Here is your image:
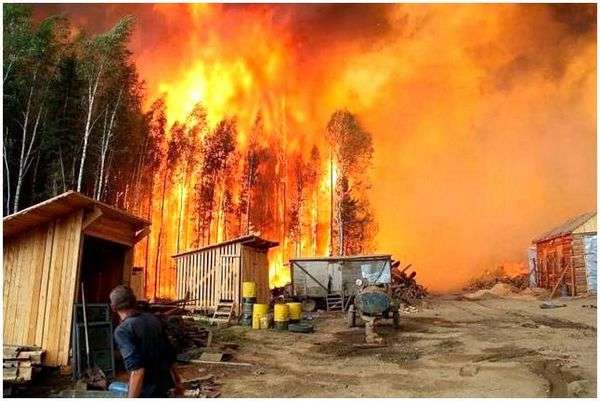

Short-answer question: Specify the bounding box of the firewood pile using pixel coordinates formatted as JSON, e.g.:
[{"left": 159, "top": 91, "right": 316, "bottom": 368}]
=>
[
  {"left": 161, "top": 315, "right": 212, "bottom": 353},
  {"left": 389, "top": 261, "right": 428, "bottom": 305},
  {"left": 3, "top": 345, "right": 44, "bottom": 385}
]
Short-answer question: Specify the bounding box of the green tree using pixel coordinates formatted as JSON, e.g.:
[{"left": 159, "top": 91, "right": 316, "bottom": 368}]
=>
[
  {"left": 74, "top": 15, "right": 135, "bottom": 193},
  {"left": 3, "top": 4, "right": 68, "bottom": 212}
]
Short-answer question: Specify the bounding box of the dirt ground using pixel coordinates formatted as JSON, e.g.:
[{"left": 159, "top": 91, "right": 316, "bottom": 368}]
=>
[{"left": 201, "top": 295, "right": 597, "bottom": 398}]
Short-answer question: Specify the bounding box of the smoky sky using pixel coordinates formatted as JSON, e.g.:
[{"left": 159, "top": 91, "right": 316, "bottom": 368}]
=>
[{"left": 24, "top": 3, "right": 597, "bottom": 291}]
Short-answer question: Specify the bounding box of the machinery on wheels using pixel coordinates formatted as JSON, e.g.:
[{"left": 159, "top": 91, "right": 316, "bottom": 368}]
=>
[{"left": 347, "top": 280, "right": 399, "bottom": 343}]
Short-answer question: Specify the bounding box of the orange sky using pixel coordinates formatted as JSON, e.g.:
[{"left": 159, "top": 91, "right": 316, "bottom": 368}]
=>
[{"left": 33, "top": 4, "right": 596, "bottom": 292}]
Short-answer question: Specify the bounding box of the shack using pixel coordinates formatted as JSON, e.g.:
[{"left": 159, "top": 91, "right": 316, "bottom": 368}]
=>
[
  {"left": 173, "top": 235, "right": 278, "bottom": 314},
  {"left": 290, "top": 255, "right": 392, "bottom": 309},
  {"left": 3, "top": 191, "right": 150, "bottom": 367},
  {"left": 532, "top": 211, "right": 597, "bottom": 295}
]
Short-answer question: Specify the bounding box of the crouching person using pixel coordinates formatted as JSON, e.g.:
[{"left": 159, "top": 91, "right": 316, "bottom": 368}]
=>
[{"left": 110, "top": 285, "right": 181, "bottom": 397}]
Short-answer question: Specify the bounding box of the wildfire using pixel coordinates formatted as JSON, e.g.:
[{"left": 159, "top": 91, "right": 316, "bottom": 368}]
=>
[{"left": 34, "top": 4, "right": 595, "bottom": 296}]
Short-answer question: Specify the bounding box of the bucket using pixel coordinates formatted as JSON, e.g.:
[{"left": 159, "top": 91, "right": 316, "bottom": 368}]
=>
[
  {"left": 260, "top": 315, "right": 270, "bottom": 329},
  {"left": 252, "top": 313, "right": 261, "bottom": 329},
  {"left": 240, "top": 315, "right": 252, "bottom": 326},
  {"left": 273, "top": 304, "right": 289, "bottom": 322},
  {"left": 274, "top": 321, "right": 289, "bottom": 330},
  {"left": 242, "top": 297, "right": 257, "bottom": 304},
  {"left": 242, "top": 282, "right": 257, "bottom": 298},
  {"left": 242, "top": 302, "right": 254, "bottom": 315},
  {"left": 287, "top": 302, "right": 302, "bottom": 322},
  {"left": 253, "top": 303, "right": 269, "bottom": 317}
]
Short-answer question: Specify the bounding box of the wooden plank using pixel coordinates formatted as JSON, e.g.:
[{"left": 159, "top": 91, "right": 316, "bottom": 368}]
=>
[
  {"left": 82, "top": 206, "right": 103, "bottom": 230},
  {"left": 133, "top": 227, "right": 151, "bottom": 244},
  {"left": 42, "top": 215, "right": 68, "bottom": 365},
  {"left": 35, "top": 222, "right": 55, "bottom": 345},
  {"left": 200, "top": 252, "right": 205, "bottom": 309},
  {"left": 58, "top": 211, "right": 83, "bottom": 365},
  {"left": 26, "top": 226, "right": 48, "bottom": 344}
]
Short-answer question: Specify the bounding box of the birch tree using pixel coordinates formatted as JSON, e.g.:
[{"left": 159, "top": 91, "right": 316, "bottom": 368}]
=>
[
  {"left": 3, "top": 5, "right": 67, "bottom": 212},
  {"left": 94, "top": 88, "right": 122, "bottom": 200},
  {"left": 75, "top": 16, "right": 134, "bottom": 193}
]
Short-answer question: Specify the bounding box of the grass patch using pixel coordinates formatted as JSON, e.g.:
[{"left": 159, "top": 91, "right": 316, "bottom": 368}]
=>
[{"left": 213, "top": 325, "right": 250, "bottom": 344}]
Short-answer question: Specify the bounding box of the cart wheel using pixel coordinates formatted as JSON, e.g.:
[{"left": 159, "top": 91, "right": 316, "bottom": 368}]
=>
[
  {"left": 347, "top": 306, "right": 356, "bottom": 328},
  {"left": 393, "top": 310, "right": 400, "bottom": 328}
]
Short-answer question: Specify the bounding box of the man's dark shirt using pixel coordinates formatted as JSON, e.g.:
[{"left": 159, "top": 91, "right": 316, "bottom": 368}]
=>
[{"left": 114, "top": 312, "right": 175, "bottom": 397}]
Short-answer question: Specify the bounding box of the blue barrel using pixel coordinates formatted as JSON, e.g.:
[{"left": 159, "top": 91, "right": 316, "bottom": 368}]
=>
[{"left": 355, "top": 290, "right": 391, "bottom": 315}]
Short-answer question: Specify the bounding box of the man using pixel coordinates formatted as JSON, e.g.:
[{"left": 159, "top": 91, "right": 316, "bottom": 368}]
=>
[{"left": 110, "top": 285, "right": 181, "bottom": 397}]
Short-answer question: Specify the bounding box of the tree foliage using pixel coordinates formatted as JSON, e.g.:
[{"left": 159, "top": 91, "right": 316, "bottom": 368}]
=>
[{"left": 3, "top": 6, "right": 146, "bottom": 213}]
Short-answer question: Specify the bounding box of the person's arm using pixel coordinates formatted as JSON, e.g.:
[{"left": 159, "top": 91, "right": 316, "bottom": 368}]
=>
[
  {"left": 114, "top": 326, "right": 144, "bottom": 397},
  {"left": 128, "top": 368, "right": 145, "bottom": 398},
  {"left": 170, "top": 365, "right": 183, "bottom": 396}
]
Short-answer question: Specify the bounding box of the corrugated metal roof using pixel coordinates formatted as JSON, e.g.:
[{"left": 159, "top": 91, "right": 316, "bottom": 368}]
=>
[
  {"left": 533, "top": 211, "right": 596, "bottom": 243},
  {"left": 290, "top": 254, "right": 392, "bottom": 263}
]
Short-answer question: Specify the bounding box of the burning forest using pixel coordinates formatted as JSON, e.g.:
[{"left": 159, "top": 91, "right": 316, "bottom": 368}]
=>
[{"left": 5, "top": 3, "right": 597, "bottom": 299}]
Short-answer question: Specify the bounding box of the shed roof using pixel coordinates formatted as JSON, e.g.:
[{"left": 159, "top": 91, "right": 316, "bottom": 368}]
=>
[
  {"left": 173, "top": 234, "right": 279, "bottom": 258},
  {"left": 533, "top": 211, "right": 597, "bottom": 243},
  {"left": 290, "top": 254, "right": 392, "bottom": 263},
  {"left": 3, "top": 191, "right": 150, "bottom": 239}
]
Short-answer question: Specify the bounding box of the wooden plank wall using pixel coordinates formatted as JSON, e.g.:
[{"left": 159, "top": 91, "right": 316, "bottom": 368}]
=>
[
  {"left": 241, "top": 246, "right": 270, "bottom": 304},
  {"left": 3, "top": 211, "right": 83, "bottom": 366},
  {"left": 174, "top": 242, "right": 241, "bottom": 312},
  {"left": 571, "top": 234, "right": 589, "bottom": 293},
  {"left": 535, "top": 234, "right": 591, "bottom": 295}
]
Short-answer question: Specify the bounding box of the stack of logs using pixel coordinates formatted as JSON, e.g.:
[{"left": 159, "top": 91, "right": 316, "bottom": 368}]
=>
[
  {"left": 389, "top": 261, "right": 428, "bottom": 305},
  {"left": 3, "top": 345, "right": 44, "bottom": 385},
  {"left": 161, "top": 315, "right": 212, "bottom": 353}
]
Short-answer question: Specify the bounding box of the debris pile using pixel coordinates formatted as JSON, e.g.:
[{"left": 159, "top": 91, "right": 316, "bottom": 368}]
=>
[
  {"left": 176, "top": 367, "right": 221, "bottom": 398},
  {"left": 463, "top": 283, "right": 549, "bottom": 301},
  {"left": 3, "top": 345, "right": 44, "bottom": 385},
  {"left": 390, "top": 261, "right": 428, "bottom": 305},
  {"left": 162, "top": 315, "right": 212, "bottom": 353},
  {"left": 464, "top": 266, "right": 529, "bottom": 292}
]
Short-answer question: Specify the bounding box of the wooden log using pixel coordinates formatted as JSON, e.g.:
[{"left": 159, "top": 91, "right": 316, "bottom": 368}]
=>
[{"left": 189, "top": 359, "right": 252, "bottom": 367}]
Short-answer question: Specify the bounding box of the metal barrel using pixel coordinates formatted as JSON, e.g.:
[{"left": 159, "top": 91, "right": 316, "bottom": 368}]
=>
[
  {"left": 274, "top": 321, "right": 289, "bottom": 330},
  {"left": 242, "top": 302, "right": 255, "bottom": 315},
  {"left": 287, "top": 302, "right": 302, "bottom": 322},
  {"left": 273, "top": 304, "right": 289, "bottom": 322},
  {"left": 242, "top": 282, "right": 257, "bottom": 298}
]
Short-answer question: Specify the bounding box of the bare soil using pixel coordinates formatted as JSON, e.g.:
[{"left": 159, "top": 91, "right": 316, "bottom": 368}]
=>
[{"left": 201, "top": 295, "right": 596, "bottom": 397}]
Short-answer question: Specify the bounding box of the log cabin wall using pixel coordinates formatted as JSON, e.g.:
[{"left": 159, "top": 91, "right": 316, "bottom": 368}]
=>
[{"left": 3, "top": 211, "right": 84, "bottom": 367}]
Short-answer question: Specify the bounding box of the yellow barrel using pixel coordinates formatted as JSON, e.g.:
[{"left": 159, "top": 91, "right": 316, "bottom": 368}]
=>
[
  {"left": 252, "top": 313, "right": 261, "bottom": 329},
  {"left": 259, "top": 315, "right": 270, "bottom": 329},
  {"left": 287, "top": 302, "right": 302, "bottom": 321},
  {"left": 253, "top": 303, "right": 269, "bottom": 317},
  {"left": 242, "top": 281, "right": 257, "bottom": 298},
  {"left": 273, "top": 303, "right": 289, "bottom": 322}
]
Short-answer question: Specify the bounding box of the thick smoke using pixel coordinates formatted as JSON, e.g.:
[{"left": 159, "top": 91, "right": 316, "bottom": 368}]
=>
[{"left": 32, "top": 4, "right": 596, "bottom": 292}]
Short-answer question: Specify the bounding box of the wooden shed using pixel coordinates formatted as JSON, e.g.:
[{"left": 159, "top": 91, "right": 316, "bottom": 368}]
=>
[
  {"left": 3, "top": 191, "right": 150, "bottom": 367},
  {"left": 532, "top": 211, "right": 597, "bottom": 296},
  {"left": 173, "top": 235, "right": 278, "bottom": 314}
]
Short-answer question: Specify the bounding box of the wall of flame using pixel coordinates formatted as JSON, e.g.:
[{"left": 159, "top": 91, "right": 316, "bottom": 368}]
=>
[{"left": 33, "top": 4, "right": 596, "bottom": 296}]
